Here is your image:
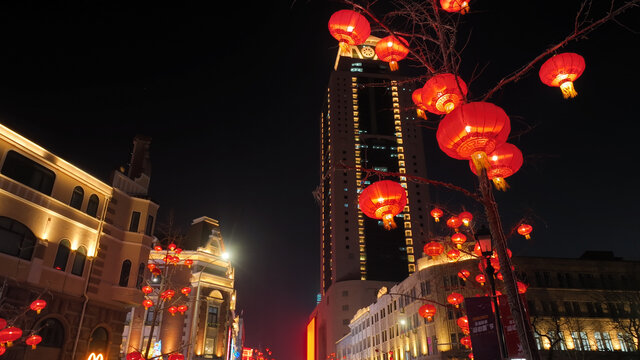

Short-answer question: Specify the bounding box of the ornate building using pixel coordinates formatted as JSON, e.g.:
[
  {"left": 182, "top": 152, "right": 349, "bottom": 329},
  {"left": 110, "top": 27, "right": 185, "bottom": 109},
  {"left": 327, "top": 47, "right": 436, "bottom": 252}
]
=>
[{"left": 0, "top": 123, "right": 158, "bottom": 359}]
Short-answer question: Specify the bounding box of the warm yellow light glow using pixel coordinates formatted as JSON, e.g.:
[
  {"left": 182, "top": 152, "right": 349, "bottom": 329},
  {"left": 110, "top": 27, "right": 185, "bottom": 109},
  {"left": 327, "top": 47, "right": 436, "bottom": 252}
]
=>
[
  {"left": 346, "top": 26, "right": 354, "bottom": 32},
  {"left": 559, "top": 81, "right": 577, "bottom": 98},
  {"left": 465, "top": 125, "right": 472, "bottom": 133},
  {"left": 307, "top": 318, "right": 316, "bottom": 360},
  {"left": 387, "top": 41, "right": 394, "bottom": 47},
  {"left": 87, "top": 354, "right": 104, "bottom": 360}
]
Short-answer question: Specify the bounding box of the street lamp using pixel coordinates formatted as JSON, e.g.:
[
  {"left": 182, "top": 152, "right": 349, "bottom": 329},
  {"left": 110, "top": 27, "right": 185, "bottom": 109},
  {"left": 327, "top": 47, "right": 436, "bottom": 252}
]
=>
[{"left": 476, "top": 226, "right": 508, "bottom": 359}]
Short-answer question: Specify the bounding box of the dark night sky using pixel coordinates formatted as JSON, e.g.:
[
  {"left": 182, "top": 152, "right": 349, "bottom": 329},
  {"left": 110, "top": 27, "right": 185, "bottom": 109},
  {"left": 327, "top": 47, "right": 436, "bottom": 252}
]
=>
[{"left": 0, "top": 1, "right": 638, "bottom": 359}]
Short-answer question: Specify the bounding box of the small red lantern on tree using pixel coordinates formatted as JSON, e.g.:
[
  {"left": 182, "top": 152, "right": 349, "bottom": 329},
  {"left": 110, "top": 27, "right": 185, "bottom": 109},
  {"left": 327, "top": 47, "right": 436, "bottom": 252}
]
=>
[
  {"left": 440, "top": 0, "right": 470, "bottom": 14},
  {"left": 127, "top": 351, "right": 145, "bottom": 360},
  {"left": 168, "top": 243, "right": 177, "bottom": 251},
  {"left": 457, "top": 269, "right": 470, "bottom": 281},
  {"left": 358, "top": 180, "right": 407, "bottom": 230},
  {"left": 153, "top": 245, "right": 163, "bottom": 251},
  {"left": 460, "top": 335, "right": 472, "bottom": 349},
  {"left": 25, "top": 334, "right": 42, "bottom": 349},
  {"left": 0, "top": 326, "right": 22, "bottom": 347},
  {"left": 475, "top": 274, "right": 486, "bottom": 285},
  {"left": 422, "top": 74, "right": 468, "bottom": 115},
  {"left": 458, "top": 211, "right": 473, "bottom": 226},
  {"left": 517, "top": 281, "right": 529, "bottom": 294},
  {"left": 418, "top": 304, "right": 437, "bottom": 321},
  {"left": 30, "top": 299, "right": 46, "bottom": 314},
  {"left": 457, "top": 315, "right": 469, "bottom": 330},
  {"left": 375, "top": 36, "right": 409, "bottom": 71},
  {"left": 168, "top": 354, "right": 185, "bottom": 360},
  {"left": 177, "top": 305, "right": 188, "bottom": 315},
  {"left": 539, "top": 52, "right": 585, "bottom": 98},
  {"left": 518, "top": 223, "right": 533, "bottom": 239},
  {"left": 451, "top": 233, "right": 467, "bottom": 249},
  {"left": 473, "top": 242, "right": 482, "bottom": 257},
  {"left": 447, "top": 293, "right": 464, "bottom": 308},
  {"left": 446, "top": 248, "right": 461, "bottom": 261},
  {"left": 142, "top": 286, "right": 153, "bottom": 295},
  {"left": 151, "top": 268, "right": 162, "bottom": 276},
  {"left": 168, "top": 306, "right": 178, "bottom": 316},
  {"left": 181, "top": 287, "right": 191, "bottom": 296},
  {"left": 142, "top": 299, "right": 153, "bottom": 310},
  {"left": 147, "top": 263, "right": 156, "bottom": 272},
  {"left": 424, "top": 241, "right": 444, "bottom": 257},
  {"left": 446, "top": 216, "right": 462, "bottom": 232},
  {"left": 430, "top": 208, "right": 444, "bottom": 222},
  {"left": 161, "top": 289, "right": 176, "bottom": 301},
  {"left": 175, "top": 248, "right": 183, "bottom": 254},
  {"left": 436, "top": 102, "right": 511, "bottom": 172},
  {"left": 470, "top": 143, "right": 523, "bottom": 191},
  {"left": 0, "top": 346, "right": 5, "bottom": 356},
  {"left": 184, "top": 259, "right": 194, "bottom": 268},
  {"left": 328, "top": 10, "right": 371, "bottom": 55},
  {"left": 412, "top": 88, "right": 429, "bottom": 120}
]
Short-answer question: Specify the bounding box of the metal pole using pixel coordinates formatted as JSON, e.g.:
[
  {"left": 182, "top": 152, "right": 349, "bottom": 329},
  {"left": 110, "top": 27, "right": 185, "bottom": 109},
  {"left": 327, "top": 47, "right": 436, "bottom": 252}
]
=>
[{"left": 485, "top": 261, "right": 507, "bottom": 359}]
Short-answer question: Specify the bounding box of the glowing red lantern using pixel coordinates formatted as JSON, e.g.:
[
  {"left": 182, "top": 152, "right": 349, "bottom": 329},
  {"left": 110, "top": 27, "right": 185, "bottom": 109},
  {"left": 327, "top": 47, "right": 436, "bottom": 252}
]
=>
[
  {"left": 170, "top": 255, "right": 180, "bottom": 265},
  {"left": 358, "top": 180, "right": 407, "bottom": 230},
  {"left": 168, "top": 306, "right": 178, "bottom": 316},
  {"left": 177, "top": 305, "right": 188, "bottom": 315},
  {"left": 412, "top": 88, "right": 429, "bottom": 119},
  {"left": 168, "top": 354, "right": 185, "bottom": 360},
  {"left": 470, "top": 143, "right": 523, "bottom": 191},
  {"left": 147, "top": 263, "right": 156, "bottom": 272},
  {"left": 175, "top": 248, "right": 183, "bottom": 254},
  {"left": 163, "top": 255, "right": 171, "bottom": 263},
  {"left": 127, "top": 351, "right": 144, "bottom": 360},
  {"left": 168, "top": 243, "right": 177, "bottom": 251},
  {"left": 457, "top": 315, "right": 469, "bottom": 330},
  {"left": 0, "top": 346, "right": 5, "bottom": 355},
  {"left": 0, "top": 318, "right": 6, "bottom": 330},
  {"left": 539, "top": 52, "right": 585, "bottom": 98},
  {"left": 181, "top": 287, "right": 191, "bottom": 296},
  {"left": 447, "top": 248, "right": 461, "bottom": 261},
  {"left": 375, "top": 36, "right": 409, "bottom": 71},
  {"left": 0, "top": 326, "right": 22, "bottom": 347},
  {"left": 475, "top": 274, "right": 486, "bottom": 285},
  {"left": 451, "top": 233, "right": 467, "bottom": 248},
  {"left": 436, "top": 102, "right": 511, "bottom": 172},
  {"left": 142, "top": 286, "right": 153, "bottom": 295},
  {"left": 142, "top": 299, "right": 153, "bottom": 310},
  {"left": 447, "top": 293, "right": 464, "bottom": 308},
  {"left": 153, "top": 245, "right": 163, "bottom": 251},
  {"left": 446, "top": 216, "right": 462, "bottom": 231},
  {"left": 328, "top": 10, "right": 371, "bottom": 55},
  {"left": 25, "top": 334, "right": 42, "bottom": 349},
  {"left": 418, "top": 304, "right": 437, "bottom": 321},
  {"left": 161, "top": 289, "right": 176, "bottom": 301},
  {"left": 469, "top": 353, "right": 474, "bottom": 359},
  {"left": 440, "top": 0, "right": 470, "bottom": 14},
  {"left": 518, "top": 223, "right": 533, "bottom": 239},
  {"left": 422, "top": 74, "right": 468, "bottom": 115},
  {"left": 517, "top": 281, "right": 528, "bottom": 294},
  {"left": 30, "top": 299, "right": 46, "bottom": 314},
  {"left": 430, "top": 208, "right": 444, "bottom": 222},
  {"left": 460, "top": 335, "right": 472, "bottom": 348},
  {"left": 184, "top": 259, "right": 194, "bottom": 268},
  {"left": 151, "top": 268, "right": 162, "bottom": 276},
  {"left": 423, "top": 241, "right": 444, "bottom": 257},
  {"left": 457, "top": 269, "right": 470, "bottom": 281},
  {"left": 459, "top": 211, "right": 473, "bottom": 226},
  {"left": 473, "top": 242, "right": 482, "bottom": 257},
  {"left": 496, "top": 272, "right": 503, "bottom": 280}
]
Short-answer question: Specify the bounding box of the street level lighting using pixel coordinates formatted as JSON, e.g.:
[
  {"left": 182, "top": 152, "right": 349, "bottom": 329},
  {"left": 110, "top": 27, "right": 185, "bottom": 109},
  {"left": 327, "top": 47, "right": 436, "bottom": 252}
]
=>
[{"left": 476, "top": 226, "right": 508, "bottom": 359}]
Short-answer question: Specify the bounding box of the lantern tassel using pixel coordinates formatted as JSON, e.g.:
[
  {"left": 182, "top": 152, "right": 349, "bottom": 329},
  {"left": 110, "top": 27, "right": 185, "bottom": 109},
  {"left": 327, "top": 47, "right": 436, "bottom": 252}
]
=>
[
  {"left": 560, "top": 81, "right": 578, "bottom": 98},
  {"left": 416, "top": 109, "right": 427, "bottom": 120},
  {"left": 339, "top": 41, "right": 352, "bottom": 56},
  {"left": 471, "top": 151, "right": 490, "bottom": 173},
  {"left": 492, "top": 177, "right": 509, "bottom": 191},
  {"left": 382, "top": 214, "right": 397, "bottom": 230},
  {"left": 389, "top": 61, "right": 399, "bottom": 71},
  {"left": 460, "top": 2, "right": 470, "bottom": 14}
]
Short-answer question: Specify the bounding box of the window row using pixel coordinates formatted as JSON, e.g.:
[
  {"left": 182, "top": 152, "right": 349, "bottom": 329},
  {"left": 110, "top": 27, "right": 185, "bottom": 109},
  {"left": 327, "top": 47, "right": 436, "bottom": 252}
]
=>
[{"left": 533, "top": 330, "right": 636, "bottom": 352}]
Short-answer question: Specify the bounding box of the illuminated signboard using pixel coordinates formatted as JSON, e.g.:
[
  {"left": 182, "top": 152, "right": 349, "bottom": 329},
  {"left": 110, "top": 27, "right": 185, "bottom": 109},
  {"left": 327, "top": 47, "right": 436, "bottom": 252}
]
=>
[{"left": 88, "top": 354, "right": 104, "bottom": 360}]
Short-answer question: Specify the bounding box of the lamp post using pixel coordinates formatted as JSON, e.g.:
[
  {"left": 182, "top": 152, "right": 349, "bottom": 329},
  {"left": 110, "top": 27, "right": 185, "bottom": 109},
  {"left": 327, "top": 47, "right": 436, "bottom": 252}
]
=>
[{"left": 476, "top": 226, "right": 508, "bottom": 360}]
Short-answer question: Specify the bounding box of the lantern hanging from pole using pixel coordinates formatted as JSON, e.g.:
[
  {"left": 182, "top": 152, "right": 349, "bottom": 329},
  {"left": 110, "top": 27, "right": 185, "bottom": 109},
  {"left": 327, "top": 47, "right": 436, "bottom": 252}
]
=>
[
  {"left": 375, "top": 35, "right": 409, "bottom": 71},
  {"left": 177, "top": 305, "right": 188, "bottom": 315},
  {"left": 161, "top": 289, "right": 176, "bottom": 301},
  {"left": 423, "top": 241, "right": 444, "bottom": 257},
  {"left": 457, "top": 315, "right": 469, "bottom": 330},
  {"left": 175, "top": 248, "right": 183, "bottom": 254},
  {"left": 25, "top": 334, "right": 42, "bottom": 349},
  {"left": 458, "top": 211, "right": 473, "bottom": 226},
  {"left": 412, "top": 88, "right": 429, "bottom": 120},
  {"left": 440, "top": 0, "right": 470, "bottom": 14},
  {"left": 473, "top": 242, "right": 482, "bottom": 257},
  {"left": 147, "top": 263, "right": 156, "bottom": 272},
  {"left": 184, "top": 259, "right": 194, "bottom": 268},
  {"left": 126, "top": 351, "right": 144, "bottom": 360},
  {"left": 451, "top": 233, "right": 467, "bottom": 249},
  {"left": 181, "top": 287, "right": 191, "bottom": 296},
  {"left": 153, "top": 245, "right": 163, "bottom": 251},
  {"left": 168, "top": 243, "right": 177, "bottom": 251},
  {"left": 142, "top": 299, "right": 153, "bottom": 310},
  {"left": 517, "top": 281, "right": 529, "bottom": 294},
  {"left": 539, "top": 52, "right": 585, "bottom": 98},
  {"left": 151, "top": 268, "right": 162, "bottom": 276},
  {"left": 469, "top": 353, "right": 474, "bottom": 359},
  {"left": 518, "top": 223, "right": 533, "bottom": 239},
  {"left": 328, "top": 10, "right": 371, "bottom": 55},
  {"left": 446, "top": 216, "right": 462, "bottom": 232},
  {"left": 422, "top": 74, "right": 468, "bottom": 115},
  {"left": 475, "top": 274, "right": 486, "bottom": 285},
  {"left": 457, "top": 269, "right": 470, "bottom": 281},
  {"left": 470, "top": 143, "right": 523, "bottom": 191},
  {"left": 446, "top": 248, "right": 461, "bottom": 261},
  {"left": 436, "top": 102, "right": 511, "bottom": 172},
  {"left": 168, "top": 306, "right": 178, "bottom": 316},
  {"left": 30, "top": 299, "right": 46, "bottom": 314},
  {"left": 460, "top": 335, "right": 472, "bottom": 349},
  {"left": 358, "top": 180, "right": 407, "bottom": 230},
  {"left": 418, "top": 304, "right": 437, "bottom": 321},
  {"left": 430, "top": 208, "right": 444, "bottom": 222},
  {"left": 0, "top": 327, "right": 22, "bottom": 347},
  {"left": 448, "top": 293, "right": 464, "bottom": 308},
  {"left": 142, "top": 286, "right": 153, "bottom": 295}
]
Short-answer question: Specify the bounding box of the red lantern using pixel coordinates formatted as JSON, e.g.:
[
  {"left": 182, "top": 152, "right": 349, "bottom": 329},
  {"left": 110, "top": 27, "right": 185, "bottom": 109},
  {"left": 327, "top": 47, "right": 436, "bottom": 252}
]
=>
[
  {"left": 470, "top": 143, "right": 523, "bottom": 191},
  {"left": 460, "top": 335, "right": 472, "bottom": 348},
  {"left": 457, "top": 315, "right": 469, "bottom": 330},
  {"left": 153, "top": 245, "right": 163, "bottom": 251},
  {"left": 168, "top": 243, "right": 177, "bottom": 251},
  {"left": 446, "top": 216, "right": 462, "bottom": 231},
  {"left": 177, "top": 305, "right": 188, "bottom": 315},
  {"left": 184, "top": 259, "right": 194, "bottom": 268},
  {"left": 422, "top": 74, "right": 468, "bottom": 115},
  {"left": 0, "top": 346, "right": 5, "bottom": 355},
  {"left": 423, "top": 241, "right": 444, "bottom": 257},
  {"left": 142, "top": 286, "right": 153, "bottom": 295},
  {"left": 175, "top": 248, "right": 183, "bottom": 254},
  {"left": 517, "top": 281, "right": 528, "bottom": 294},
  {"left": 475, "top": 274, "right": 486, "bottom": 285},
  {"left": 496, "top": 272, "right": 503, "bottom": 281},
  {"left": 469, "top": 353, "right": 474, "bottom": 359},
  {"left": 0, "top": 318, "right": 6, "bottom": 330},
  {"left": 30, "top": 299, "right": 46, "bottom": 314},
  {"left": 161, "top": 289, "right": 176, "bottom": 301},
  {"left": 447, "top": 293, "right": 464, "bottom": 308},
  {"left": 447, "top": 249, "right": 461, "bottom": 261},
  {"left": 127, "top": 351, "right": 145, "bottom": 360},
  {"left": 0, "top": 326, "right": 22, "bottom": 347},
  {"left": 418, "top": 304, "right": 437, "bottom": 321},
  {"left": 171, "top": 255, "right": 180, "bottom": 265},
  {"left": 25, "top": 334, "right": 42, "bottom": 349},
  {"left": 375, "top": 36, "right": 409, "bottom": 71},
  {"left": 152, "top": 268, "right": 162, "bottom": 276},
  {"left": 430, "top": 208, "right": 444, "bottom": 222},
  {"left": 147, "top": 263, "right": 156, "bottom": 272},
  {"left": 457, "top": 269, "right": 470, "bottom": 281},
  {"left": 163, "top": 255, "right": 171, "bottom": 263},
  {"left": 473, "top": 242, "right": 482, "bottom": 257},
  {"left": 181, "top": 287, "right": 191, "bottom": 296},
  {"left": 458, "top": 211, "right": 473, "bottom": 226},
  {"left": 518, "top": 223, "right": 533, "bottom": 239},
  {"left": 539, "top": 52, "right": 585, "bottom": 98},
  {"left": 142, "top": 299, "right": 153, "bottom": 310},
  {"left": 440, "top": 0, "right": 470, "bottom": 14},
  {"left": 358, "top": 180, "right": 407, "bottom": 230},
  {"left": 168, "top": 306, "right": 178, "bottom": 316},
  {"left": 328, "top": 10, "right": 371, "bottom": 55},
  {"left": 168, "top": 354, "right": 185, "bottom": 360},
  {"left": 451, "top": 233, "right": 467, "bottom": 248},
  {"left": 412, "top": 88, "right": 429, "bottom": 119},
  {"left": 436, "top": 102, "right": 511, "bottom": 172}
]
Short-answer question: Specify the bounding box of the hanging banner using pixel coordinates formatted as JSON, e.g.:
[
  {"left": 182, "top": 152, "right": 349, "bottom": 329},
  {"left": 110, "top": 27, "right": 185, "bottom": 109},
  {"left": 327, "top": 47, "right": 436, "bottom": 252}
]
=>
[
  {"left": 464, "top": 296, "right": 501, "bottom": 360},
  {"left": 497, "top": 295, "right": 527, "bottom": 358}
]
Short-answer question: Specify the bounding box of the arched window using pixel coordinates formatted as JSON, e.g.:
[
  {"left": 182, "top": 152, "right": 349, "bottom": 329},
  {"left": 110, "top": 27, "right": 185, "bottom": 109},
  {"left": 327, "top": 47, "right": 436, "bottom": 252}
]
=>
[
  {"left": 119, "top": 260, "right": 132, "bottom": 287},
  {"left": 38, "top": 318, "right": 65, "bottom": 347},
  {"left": 53, "top": 239, "right": 71, "bottom": 271},
  {"left": 71, "top": 246, "right": 87, "bottom": 276},
  {"left": 135, "top": 262, "right": 145, "bottom": 289},
  {"left": 0, "top": 216, "right": 36, "bottom": 260},
  {"left": 88, "top": 327, "right": 109, "bottom": 355},
  {"left": 86, "top": 194, "right": 99, "bottom": 217},
  {"left": 69, "top": 186, "right": 84, "bottom": 210}
]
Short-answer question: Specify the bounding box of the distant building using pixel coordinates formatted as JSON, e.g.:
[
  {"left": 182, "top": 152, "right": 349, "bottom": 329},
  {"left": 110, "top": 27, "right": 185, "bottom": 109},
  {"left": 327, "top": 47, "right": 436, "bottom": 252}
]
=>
[
  {"left": 121, "top": 217, "right": 237, "bottom": 360},
  {"left": 311, "top": 35, "right": 431, "bottom": 360},
  {"left": 0, "top": 123, "right": 158, "bottom": 360},
  {"left": 334, "top": 251, "right": 639, "bottom": 360}
]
